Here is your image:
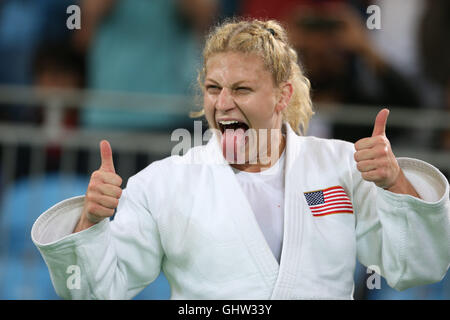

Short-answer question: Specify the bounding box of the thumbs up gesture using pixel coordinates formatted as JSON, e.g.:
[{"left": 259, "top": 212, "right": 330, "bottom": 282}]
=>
[
  {"left": 74, "top": 140, "right": 123, "bottom": 232},
  {"left": 354, "top": 109, "right": 401, "bottom": 189}
]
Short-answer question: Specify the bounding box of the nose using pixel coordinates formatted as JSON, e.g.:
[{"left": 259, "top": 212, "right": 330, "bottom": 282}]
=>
[{"left": 216, "top": 88, "right": 235, "bottom": 112}]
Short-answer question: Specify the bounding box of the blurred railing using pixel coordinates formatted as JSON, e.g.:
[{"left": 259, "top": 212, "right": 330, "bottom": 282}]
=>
[
  {"left": 0, "top": 85, "right": 196, "bottom": 189},
  {"left": 0, "top": 84, "right": 449, "bottom": 177}
]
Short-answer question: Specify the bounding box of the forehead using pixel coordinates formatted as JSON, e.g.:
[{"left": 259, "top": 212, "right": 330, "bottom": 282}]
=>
[{"left": 205, "top": 52, "right": 272, "bottom": 84}]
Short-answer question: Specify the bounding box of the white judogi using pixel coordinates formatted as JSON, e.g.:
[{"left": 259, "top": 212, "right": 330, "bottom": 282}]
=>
[{"left": 31, "top": 123, "right": 450, "bottom": 299}]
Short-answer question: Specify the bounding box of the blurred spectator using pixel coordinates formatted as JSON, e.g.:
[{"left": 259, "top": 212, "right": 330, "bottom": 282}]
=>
[
  {"left": 419, "top": 0, "right": 450, "bottom": 95},
  {"left": 5, "top": 42, "right": 86, "bottom": 184},
  {"left": 217, "top": 0, "right": 240, "bottom": 19},
  {"left": 239, "top": 0, "right": 326, "bottom": 21},
  {"left": 73, "top": 0, "right": 219, "bottom": 132},
  {"left": 240, "top": 0, "right": 421, "bottom": 142},
  {"left": 31, "top": 42, "right": 86, "bottom": 175},
  {"left": 418, "top": 0, "right": 450, "bottom": 179},
  {"left": 285, "top": 1, "right": 421, "bottom": 142},
  {"left": 442, "top": 85, "right": 450, "bottom": 153},
  {"left": 32, "top": 42, "right": 86, "bottom": 127},
  {"left": 368, "top": 0, "right": 424, "bottom": 80},
  {"left": 0, "top": 0, "right": 77, "bottom": 85},
  {"left": 0, "top": 0, "right": 79, "bottom": 123}
]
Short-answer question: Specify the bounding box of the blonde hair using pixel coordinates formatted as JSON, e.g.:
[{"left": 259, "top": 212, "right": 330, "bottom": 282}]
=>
[{"left": 191, "top": 18, "right": 314, "bottom": 135}]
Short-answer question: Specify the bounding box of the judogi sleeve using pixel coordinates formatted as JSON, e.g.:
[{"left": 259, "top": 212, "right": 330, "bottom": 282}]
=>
[
  {"left": 31, "top": 174, "right": 164, "bottom": 299},
  {"left": 352, "top": 157, "right": 450, "bottom": 291}
]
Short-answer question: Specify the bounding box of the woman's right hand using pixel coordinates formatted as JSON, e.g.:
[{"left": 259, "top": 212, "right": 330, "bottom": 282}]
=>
[{"left": 74, "top": 140, "right": 123, "bottom": 233}]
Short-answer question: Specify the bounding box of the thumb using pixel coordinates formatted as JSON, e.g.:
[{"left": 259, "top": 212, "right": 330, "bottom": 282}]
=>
[
  {"left": 372, "top": 108, "right": 390, "bottom": 137},
  {"left": 99, "top": 140, "right": 115, "bottom": 173}
]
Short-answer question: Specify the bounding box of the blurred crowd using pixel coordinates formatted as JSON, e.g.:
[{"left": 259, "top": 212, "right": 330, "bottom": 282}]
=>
[
  {"left": 0, "top": 0, "right": 448, "bottom": 140},
  {"left": 0, "top": 0, "right": 449, "bottom": 299}
]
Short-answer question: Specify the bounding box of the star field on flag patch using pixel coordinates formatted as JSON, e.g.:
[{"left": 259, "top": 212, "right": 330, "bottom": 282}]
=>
[{"left": 304, "top": 186, "right": 353, "bottom": 217}]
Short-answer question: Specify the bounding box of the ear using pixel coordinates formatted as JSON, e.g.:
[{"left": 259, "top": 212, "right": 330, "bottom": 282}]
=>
[{"left": 275, "top": 82, "right": 293, "bottom": 113}]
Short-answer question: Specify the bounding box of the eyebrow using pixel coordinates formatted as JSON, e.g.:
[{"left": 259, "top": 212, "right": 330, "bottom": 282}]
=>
[{"left": 205, "top": 78, "right": 253, "bottom": 87}]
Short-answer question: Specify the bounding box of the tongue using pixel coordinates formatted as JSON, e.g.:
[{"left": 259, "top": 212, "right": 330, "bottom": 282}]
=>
[{"left": 221, "top": 128, "right": 246, "bottom": 163}]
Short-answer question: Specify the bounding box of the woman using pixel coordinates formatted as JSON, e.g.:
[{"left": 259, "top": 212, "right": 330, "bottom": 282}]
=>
[{"left": 31, "top": 19, "right": 449, "bottom": 299}]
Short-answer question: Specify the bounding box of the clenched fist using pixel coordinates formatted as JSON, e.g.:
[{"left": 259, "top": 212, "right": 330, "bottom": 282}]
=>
[
  {"left": 354, "top": 109, "right": 420, "bottom": 197},
  {"left": 74, "top": 140, "right": 123, "bottom": 233}
]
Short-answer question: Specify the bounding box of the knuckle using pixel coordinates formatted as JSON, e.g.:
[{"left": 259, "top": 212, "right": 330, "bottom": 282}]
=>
[
  {"left": 88, "top": 180, "right": 98, "bottom": 191},
  {"left": 376, "top": 135, "right": 385, "bottom": 144},
  {"left": 379, "top": 136, "right": 391, "bottom": 149},
  {"left": 92, "top": 202, "right": 102, "bottom": 213},
  {"left": 85, "top": 191, "right": 94, "bottom": 202},
  {"left": 91, "top": 170, "right": 99, "bottom": 180},
  {"left": 102, "top": 195, "right": 118, "bottom": 209},
  {"left": 361, "top": 172, "right": 370, "bottom": 180},
  {"left": 85, "top": 202, "right": 95, "bottom": 214},
  {"left": 378, "top": 168, "right": 387, "bottom": 179},
  {"left": 356, "top": 162, "right": 363, "bottom": 171},
  {"left": 378, "top": 146, "right": 388, "bottom": 157}
]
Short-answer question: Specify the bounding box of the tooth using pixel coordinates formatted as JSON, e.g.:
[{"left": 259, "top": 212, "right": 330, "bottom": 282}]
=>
[{"left": 219, "top": 120, "right": 239, "bottom": 125}]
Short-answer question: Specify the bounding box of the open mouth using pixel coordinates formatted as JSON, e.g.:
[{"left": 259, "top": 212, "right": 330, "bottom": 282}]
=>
[
  {"left": 217, "top": 120, "right": 250, "bottom": 133},
  {"left": 217, "top": 120, "right": 250, "bottom": 163}
]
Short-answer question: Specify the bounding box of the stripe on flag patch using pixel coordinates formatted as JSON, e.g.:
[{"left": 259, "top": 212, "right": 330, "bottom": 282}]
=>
[{"left": 303, "top": 186, "right": 353, "bottom": 217}]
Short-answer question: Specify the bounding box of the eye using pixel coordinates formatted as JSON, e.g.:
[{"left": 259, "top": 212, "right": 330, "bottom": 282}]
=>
[
  {"left": 206, "top": 85, "right": 221, "bottom": 94},
  {"left": 235, "top": 87, "right": 252, "bottom": 93}
]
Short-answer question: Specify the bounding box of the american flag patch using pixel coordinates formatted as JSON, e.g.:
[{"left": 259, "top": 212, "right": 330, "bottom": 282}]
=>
[{"left": 303, "top": 186, "right": 353, "bottom": 217}]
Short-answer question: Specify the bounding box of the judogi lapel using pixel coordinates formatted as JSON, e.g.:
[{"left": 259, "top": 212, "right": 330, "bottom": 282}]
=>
[{"left": 205, "top": 123, "right": 307, "bottom": 299}]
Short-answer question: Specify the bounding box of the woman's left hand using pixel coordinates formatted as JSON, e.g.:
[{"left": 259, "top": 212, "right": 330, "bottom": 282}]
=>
[
  {"left": 354, "top": 109, "right": 400, "bottom": 189},
  {"left": 354, "top": 109, "right": 419, "bottom": 197}
]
